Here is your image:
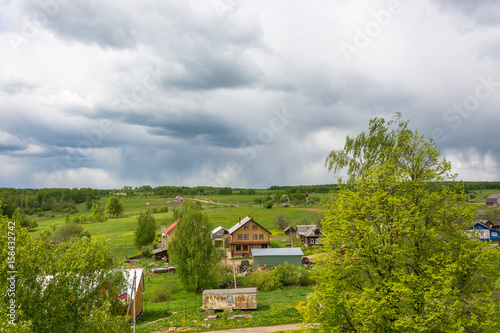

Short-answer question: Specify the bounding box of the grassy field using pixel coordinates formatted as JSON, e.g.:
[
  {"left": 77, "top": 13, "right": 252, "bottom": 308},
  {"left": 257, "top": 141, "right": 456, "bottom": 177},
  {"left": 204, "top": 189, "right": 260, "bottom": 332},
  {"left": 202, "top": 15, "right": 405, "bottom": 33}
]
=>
[{"left": 25, "top": 193, "right": 326, "bottom": 331}]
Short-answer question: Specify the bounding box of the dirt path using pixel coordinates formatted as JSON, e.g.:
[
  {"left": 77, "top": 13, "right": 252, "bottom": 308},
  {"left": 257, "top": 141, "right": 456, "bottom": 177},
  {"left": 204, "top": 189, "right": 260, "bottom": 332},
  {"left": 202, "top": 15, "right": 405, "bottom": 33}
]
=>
[{"left": 202, "top": 323, "right": 314, "bottom": 333}]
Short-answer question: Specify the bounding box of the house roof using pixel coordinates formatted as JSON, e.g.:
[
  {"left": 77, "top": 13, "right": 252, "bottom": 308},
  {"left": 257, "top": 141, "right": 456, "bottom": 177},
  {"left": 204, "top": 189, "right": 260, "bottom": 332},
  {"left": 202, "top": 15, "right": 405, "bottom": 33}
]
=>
[
  {"left": 486, "top": 194, "right": 500, "bottom": 202},
  {"left": 125, "top": 269, "right": 145, "bottom": 296},
  {"left": 227, "top": 216, "right": 272, "bottom": 235},
  {"left": 296, "top": 225, "right": 322, "bottom": 236},
  {"left": 284, "top": 226, "right": 296, "bottom": 233},
  {"left": 252, "top": 248, "right": 303, "bottom": 257},
  {"left": 175, "top": 196, "right": 185, "bottom": 200},
  {"left": 211, "top": 226, "right": 228, "bottom": 234},
  {"left": 165, "top": 219, "right": 179, "bottom": 234}
]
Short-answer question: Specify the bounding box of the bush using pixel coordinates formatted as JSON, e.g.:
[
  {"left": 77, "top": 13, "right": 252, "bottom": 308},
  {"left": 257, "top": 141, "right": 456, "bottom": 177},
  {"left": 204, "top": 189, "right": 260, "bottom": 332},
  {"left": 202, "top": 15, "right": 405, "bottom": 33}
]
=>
[
  {"left": 264, "top": 200, "right": 274, "bottom": 209},
  {"left": 272, "top": 263, "right": 314, "bottom": 287},
  {"left": 141, "top": 245, "right": 152, "bottom": 257},
  {"left": 275, "top": 215, "right": 288, "bottom": 229},
  {"left": 244, "top": 271, "right": 279, "bottom": 291}
]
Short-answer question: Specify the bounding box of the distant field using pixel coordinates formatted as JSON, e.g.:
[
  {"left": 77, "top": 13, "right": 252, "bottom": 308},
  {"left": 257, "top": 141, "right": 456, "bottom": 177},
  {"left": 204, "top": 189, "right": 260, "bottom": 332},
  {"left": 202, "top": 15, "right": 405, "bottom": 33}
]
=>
[{"left": 29, "top": 193, "right": 327, "bottom": 260}]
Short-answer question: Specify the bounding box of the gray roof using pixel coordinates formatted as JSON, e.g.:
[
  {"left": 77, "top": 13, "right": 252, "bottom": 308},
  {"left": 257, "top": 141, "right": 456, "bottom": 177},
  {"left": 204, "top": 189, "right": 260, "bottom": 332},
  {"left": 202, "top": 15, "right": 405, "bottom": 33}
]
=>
[
  {"left": 252, "top": 248, "right": 303, "bottom": 257},
  {"left": 296, "top": 225, "right": 320, "bottom": 236},
  {"left": 486, "top": 194, "right": 500, "bottom": 202},
  {"left": 227, "top": 216, "right": 252, "bottom": 234},
  {"left": 203, "top": 287, "right": 257, "bottom": 295}
]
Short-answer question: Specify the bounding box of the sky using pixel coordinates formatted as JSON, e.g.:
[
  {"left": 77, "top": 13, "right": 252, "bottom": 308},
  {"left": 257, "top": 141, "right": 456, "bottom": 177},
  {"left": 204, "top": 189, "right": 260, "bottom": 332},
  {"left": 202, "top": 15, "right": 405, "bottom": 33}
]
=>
[{"left": 0, "top": 0, "right": 499, "bottom": 189}]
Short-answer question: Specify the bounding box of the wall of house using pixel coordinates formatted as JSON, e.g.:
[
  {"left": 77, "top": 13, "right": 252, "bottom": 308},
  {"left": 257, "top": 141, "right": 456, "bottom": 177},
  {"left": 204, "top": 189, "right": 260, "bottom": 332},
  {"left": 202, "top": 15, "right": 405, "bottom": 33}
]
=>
[{"left": 230, "top": 221, "right": 270, "bottom": 256}]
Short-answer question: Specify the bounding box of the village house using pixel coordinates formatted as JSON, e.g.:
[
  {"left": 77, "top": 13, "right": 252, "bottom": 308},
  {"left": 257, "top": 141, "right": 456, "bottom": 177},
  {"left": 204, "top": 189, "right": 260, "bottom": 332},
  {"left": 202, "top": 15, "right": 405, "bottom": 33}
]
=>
[
  {"left": 296, "top": 225, "right": 324, "bottom": 246},
  {"left": 211, "top": 226, "right": 228, "bottom": 239},
  {"left": 226, "top": 216, "right": 271, "bottom": 257},
  {"left": 468, "top": 220, "right": 500, "bottom": 242},
  {"left": 173, "top": 195, "right": 186, "bottom": 203},
  {"left": 486, "top": 194, "right": 500, "bottom": 207},
  {"left": 162, "top": 219, "right": 179, "bottom": 244}
]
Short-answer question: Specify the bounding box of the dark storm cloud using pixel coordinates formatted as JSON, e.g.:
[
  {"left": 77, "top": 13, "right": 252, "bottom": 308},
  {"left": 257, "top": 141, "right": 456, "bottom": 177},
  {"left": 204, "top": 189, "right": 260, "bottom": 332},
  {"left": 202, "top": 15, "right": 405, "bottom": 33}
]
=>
[{"left": 19, "top": 0, "right": 137, "bottom": 49}]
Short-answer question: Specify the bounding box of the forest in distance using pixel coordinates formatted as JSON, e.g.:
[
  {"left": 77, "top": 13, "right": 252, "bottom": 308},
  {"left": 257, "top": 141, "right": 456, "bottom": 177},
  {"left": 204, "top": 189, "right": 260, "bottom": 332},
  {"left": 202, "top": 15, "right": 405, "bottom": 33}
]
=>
[{"left": 0, "top": 181, "right": 499, "bottom": 219}]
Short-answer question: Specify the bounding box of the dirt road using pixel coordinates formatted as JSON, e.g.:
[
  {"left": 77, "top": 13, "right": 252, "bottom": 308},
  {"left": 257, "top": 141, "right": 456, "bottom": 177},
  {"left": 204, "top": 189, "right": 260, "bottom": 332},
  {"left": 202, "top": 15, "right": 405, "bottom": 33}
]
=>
[{"left": 202, "top": 323, "right": 313, "bottom": 333}]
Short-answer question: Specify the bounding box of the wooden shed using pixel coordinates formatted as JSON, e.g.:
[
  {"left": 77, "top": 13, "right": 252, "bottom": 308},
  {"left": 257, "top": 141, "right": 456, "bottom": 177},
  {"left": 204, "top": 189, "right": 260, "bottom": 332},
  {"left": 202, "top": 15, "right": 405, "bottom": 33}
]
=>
[{"left": 202, "top": 288, "right": 257, "bottom": 310}]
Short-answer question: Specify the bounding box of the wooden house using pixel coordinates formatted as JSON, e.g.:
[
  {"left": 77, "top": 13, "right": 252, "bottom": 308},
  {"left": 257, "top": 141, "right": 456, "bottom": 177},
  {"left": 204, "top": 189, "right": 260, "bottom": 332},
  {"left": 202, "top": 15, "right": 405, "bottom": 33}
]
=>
[
  {"left": 152, "top": 248, "right": 168, "bottom": 261},
  {"left": 202, "top": 288, "right": 257, "bottom": 310},
  {"left": 468, "top": 220, "right": 500, "bottom": 242},
  {"left": 173, "top": 196, "right": 186, "bottom": 203},
  {"left": 284, "top": 226, "right": 296, "bottom": 236},
  {"left": 123, "top": 269, "right": 145, "bottom": 319},
  {"left": 211, "top": 226, "right": 228, "bottom": 239},
  {"left": 296, "top": 225, "right": 324, "bottom": 246},
  {"left": 162, "top": 219, "right": 179, "bottom": 244},
  {"left": 227, "top": 216, "right": 271, "bottom": 257}
]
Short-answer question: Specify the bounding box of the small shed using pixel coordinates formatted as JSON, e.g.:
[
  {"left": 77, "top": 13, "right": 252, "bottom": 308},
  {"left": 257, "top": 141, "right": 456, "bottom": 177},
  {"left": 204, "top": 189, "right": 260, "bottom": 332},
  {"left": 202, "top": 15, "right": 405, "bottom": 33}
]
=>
[
  {"left": 202, "top": 288, "right": 257, "bottom": 310},
  {"left": 152, "top": 248, "right": 168, "bottom": 261},
  {"left": 252, "top": 248, "right": 304, "bottom": 266}
]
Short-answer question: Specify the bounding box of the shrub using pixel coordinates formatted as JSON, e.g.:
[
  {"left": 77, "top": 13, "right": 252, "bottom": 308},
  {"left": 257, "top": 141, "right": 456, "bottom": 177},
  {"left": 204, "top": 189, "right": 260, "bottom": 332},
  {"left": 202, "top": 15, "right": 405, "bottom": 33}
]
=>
[
  {"left": 244, "top": 271, "right": 279, "bottom": 291},
  {"left": 264, "top": 200, "right": 274, "bottom": 209},
  {"left": 141, "top": 245, "right": 152, "bottom": 257},
  {"left": 275, "top": 215, "right": 288, "bottom": 229},
  {"left": 272, "top": 263, "right": 314, "bottom": 287}
]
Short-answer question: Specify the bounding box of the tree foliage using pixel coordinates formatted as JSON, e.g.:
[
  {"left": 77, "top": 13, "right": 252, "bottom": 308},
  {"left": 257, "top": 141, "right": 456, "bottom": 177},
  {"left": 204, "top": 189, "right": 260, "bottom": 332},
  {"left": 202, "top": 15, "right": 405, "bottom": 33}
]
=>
[
  {"left": 105, "top": 195, "right": 124, "bottom": 218},
  {"left": 134, "top": 210, "right": 157, "bottom": 250},
  {"left": 301, "top": 114, "right": 500, "bottom": 332},
  {"left": 168, "top": 202, "right": 218, "bottom": 292},
  {"left": 275, "top": 215, "right": 288, "bottom": 229},
  {"left": 0, "top": 206, "right": 131, "bottom": 332}
]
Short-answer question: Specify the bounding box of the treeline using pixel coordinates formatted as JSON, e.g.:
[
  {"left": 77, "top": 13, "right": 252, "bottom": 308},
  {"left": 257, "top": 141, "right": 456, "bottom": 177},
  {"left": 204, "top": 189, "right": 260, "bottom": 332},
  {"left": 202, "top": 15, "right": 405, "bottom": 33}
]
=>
[
  {"left": 268, "top": 184, "right": 338, "bottom": 193},
  {"left": 0, "top": 188, "right": 110, "bottom": 218},
  {"left": 463, "top": 181, "right": 500, "bottom": 191}
]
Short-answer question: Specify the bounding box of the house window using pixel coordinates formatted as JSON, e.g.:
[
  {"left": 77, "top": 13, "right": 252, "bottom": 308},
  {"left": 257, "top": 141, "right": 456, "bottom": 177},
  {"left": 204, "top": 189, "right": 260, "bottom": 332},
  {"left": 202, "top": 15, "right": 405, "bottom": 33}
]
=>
[
  {"left": 244, "top": 234, "right": 249, "bottom": 240},
  {"left": 244, "top": 225, "right": 250, "bottom": 230},
  {"left": 236, "top": 246, "right": 241, "bottom": 251},
  {"left": 259, "top": 234, "right": 264, "bottom": 239},
  {"left": 310, "top": 238, "right": 316, "bottom": 245},
  {"left": 243, "top": 245, "right": 248, "bottom": 251},
  {"left": 252, "top": 225, "right": 258, "bottom": 230},
  {"left": 253, "top": 234, "right": 258, "bottom": 240},
  {"left": 493, "top": 232, "right": 498, "bottom": 236},
  {"left": 480, "top": 230, "right": 489, "bottom": 239},
  {"left": 238, "top": 234, "right": 242, "bottom": 240},
  {"left": 262, "top": 244, "right": 267, "bottom": 248}
]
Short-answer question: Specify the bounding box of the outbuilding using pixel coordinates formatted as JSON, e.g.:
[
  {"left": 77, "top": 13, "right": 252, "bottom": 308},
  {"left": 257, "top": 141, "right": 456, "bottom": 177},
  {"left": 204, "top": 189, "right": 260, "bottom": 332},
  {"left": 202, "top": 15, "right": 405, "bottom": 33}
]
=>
[
  {"left": 202, "top": 288, "right": 257, "bottom": 310},
  {"left": 252, "top": 248, "right": 304, "bottom": 266}
]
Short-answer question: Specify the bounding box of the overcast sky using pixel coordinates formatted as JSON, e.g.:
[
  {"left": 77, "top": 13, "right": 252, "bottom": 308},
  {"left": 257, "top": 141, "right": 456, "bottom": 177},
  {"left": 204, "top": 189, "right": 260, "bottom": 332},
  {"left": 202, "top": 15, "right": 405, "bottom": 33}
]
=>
[{"left": 0, "top": 0, "right": 499, "bottom": 189}]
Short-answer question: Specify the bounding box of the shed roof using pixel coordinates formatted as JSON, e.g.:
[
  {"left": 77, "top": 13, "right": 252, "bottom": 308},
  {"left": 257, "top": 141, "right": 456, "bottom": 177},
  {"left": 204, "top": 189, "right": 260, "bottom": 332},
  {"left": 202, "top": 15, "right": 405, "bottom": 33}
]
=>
[
  {"left": 203, "top": 287, "right": 257, "bottom": 295},
  {"left": 252, "top": 248, "right": 304, "bottom": 257},
  {"left": 486, "top": 194, "right": 500, "bottom": 202}
]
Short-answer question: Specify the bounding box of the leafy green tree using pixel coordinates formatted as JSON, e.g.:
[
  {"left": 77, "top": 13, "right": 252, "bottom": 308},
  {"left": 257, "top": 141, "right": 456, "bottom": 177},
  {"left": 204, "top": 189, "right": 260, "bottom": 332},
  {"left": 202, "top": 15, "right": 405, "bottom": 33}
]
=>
[
  {"left": 0, "top": 206, "right": 131, "bottom": 332},
  {"left": 12, "top": 207, "right": 29, "bottom": 229},
  {"left": 51, "top": 222, "right": 90, "bottom": 243},
  {"left": 105, "top": 195, "right": 124, "bottom": 218},
  {"left": 274, "top": 215, "right": 288, "bottom": 229},
  {"left": 134, "top": 210, "right": 157, "bottom": 250},
  {"left": 168, "top": 202, "right": 218, "bottom": 292},
  {"left": 301, "top": 115, "right": 500, "bottom": 332}
]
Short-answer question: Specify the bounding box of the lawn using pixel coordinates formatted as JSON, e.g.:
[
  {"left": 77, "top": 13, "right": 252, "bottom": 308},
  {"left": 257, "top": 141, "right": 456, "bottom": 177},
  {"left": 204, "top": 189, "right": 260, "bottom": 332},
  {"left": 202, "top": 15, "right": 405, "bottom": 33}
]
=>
[{"left": 135, "top": 270, "right": 312, "bottom": 333}]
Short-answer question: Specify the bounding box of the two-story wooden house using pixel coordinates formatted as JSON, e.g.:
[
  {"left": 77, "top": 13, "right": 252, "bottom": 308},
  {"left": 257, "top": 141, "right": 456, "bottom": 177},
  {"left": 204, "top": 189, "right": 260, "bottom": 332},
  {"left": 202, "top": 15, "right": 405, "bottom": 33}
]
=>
[{"left": 227, "top": 216, "right": 271, "bottom": 257}]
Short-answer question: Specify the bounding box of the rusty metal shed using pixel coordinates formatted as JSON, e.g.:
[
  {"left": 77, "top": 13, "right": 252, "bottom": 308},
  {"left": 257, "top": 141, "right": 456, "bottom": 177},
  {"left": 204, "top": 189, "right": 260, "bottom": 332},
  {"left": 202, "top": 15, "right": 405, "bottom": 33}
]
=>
[{"left": 202, "top": 288, "right": 257, "bottom": 310}]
